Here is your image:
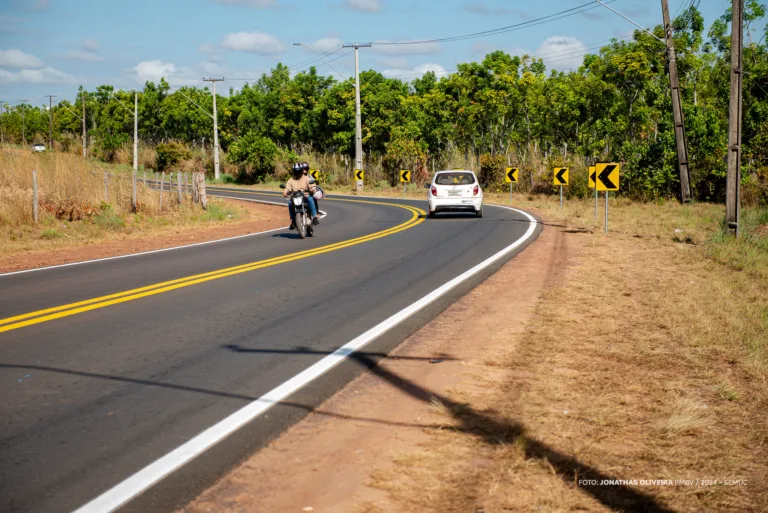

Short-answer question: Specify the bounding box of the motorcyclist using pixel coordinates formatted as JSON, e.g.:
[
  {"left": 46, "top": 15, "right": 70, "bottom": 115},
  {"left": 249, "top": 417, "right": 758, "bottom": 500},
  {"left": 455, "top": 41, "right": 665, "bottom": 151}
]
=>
[
  {"left": 284, "top": 162, "right": 319, "bottom": 230},
  {"left": 302, "top": 162, "right": 323, "bottom": 212}
]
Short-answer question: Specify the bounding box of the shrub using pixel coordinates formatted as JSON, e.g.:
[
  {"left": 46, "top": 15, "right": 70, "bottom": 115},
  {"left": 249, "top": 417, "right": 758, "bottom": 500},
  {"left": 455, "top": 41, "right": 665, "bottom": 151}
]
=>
[
  {"left": 156, "top": 141, "right": 191, "bottom": 171},
  {"left": 227, "top": 133, "right": 280, "bottom": 181}
]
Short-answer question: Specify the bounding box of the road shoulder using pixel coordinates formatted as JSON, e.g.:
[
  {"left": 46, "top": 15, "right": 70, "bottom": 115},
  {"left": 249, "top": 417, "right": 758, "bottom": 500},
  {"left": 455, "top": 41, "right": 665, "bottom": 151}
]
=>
[{"left": 0, "top": 199, "right": 285, "bottom": 274}]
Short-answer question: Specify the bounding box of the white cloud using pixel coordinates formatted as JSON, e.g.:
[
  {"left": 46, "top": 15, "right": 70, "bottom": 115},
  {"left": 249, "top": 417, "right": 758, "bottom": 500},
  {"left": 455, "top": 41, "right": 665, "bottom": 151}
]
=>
[
  {"left": 0, "top": 66, "right": 76, "bottom": 84},
  {"left": 66, "top": 50, "right": 104, "bottom": 62},
  {"left": 0, "top": 49, "right": 45, "bottom": 69},
  {"left": 536, "top": 36, "right": 587, "bottom": 71},
  {"left": 339, "top": 0, "right": 381, "bottom": 12},
  {"left": 371, "top": 39, "right": 442, "bottom": 56},
  {"left": 215, "top": 0, "right": 278, "bottom": 7},
  {"left": 462, "top": 2, "right": 529, "bottom": 18},
  {"left": 133, "top": 60, "right": 179, "bottom": 83},
  {"left": 82, "top": 38, "right": 100, "bottom": 52},
  {"left": 310, "top": 37, "right": 344, "bottom": 53},
  {"left": 222, "top": 32, "right": 284, "bottom": 55},
  {"left": 382, "top": 62, "right": 449, "bottom": 80}
]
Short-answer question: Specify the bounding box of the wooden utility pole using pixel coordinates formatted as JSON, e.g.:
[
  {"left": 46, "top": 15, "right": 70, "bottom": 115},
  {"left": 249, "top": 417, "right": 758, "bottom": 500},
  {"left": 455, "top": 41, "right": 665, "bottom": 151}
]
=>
[
  {"left": 661, "top": 0, "right": 692, "bottom": 202},
  {"left": 82, "top": 91, "right": 87, "bottom": 158},
  {"left": 203, "top": 78, "right": 224, "bottom": 181},
  {"left": 726, "top": 0, "right": 743, "bottom": 235},
  {"left": 45, "top": 95, "right": 56, "bottom": 150}
]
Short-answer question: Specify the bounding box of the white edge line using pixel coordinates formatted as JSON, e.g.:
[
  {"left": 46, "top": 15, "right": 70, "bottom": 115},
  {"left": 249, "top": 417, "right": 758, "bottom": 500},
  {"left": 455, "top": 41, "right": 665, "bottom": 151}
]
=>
[
  {"left": 71, "top": 205, "right": 537, "bottom": 513},
  {"left": 0, "top": 193, "right": 325, "bottom": 279}
]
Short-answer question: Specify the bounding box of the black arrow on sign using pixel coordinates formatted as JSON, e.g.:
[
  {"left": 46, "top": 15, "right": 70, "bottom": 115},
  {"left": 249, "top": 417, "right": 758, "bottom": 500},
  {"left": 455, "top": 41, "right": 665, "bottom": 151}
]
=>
[
  {"left": 401, "top": 170, "right": 409, "bottom": 181},
  {"left": 556, "top": 168, "right": 567, "bottom": 184},
  {"left": 598, "top": 165, "right": 617, "bottom": 189},
  {"left": 590, "top": 170, "right": 596, "bottom": 184},
  {"left": 507, "top": 169, "right": 516, "bottom": 181},
  {"left": 356, "top": 170, "right": 364, "bottom": 180}
]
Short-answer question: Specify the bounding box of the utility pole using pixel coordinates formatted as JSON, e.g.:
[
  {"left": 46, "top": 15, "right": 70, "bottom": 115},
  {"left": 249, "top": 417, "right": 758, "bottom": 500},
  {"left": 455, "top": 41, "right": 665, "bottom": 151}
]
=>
[
  {"left": 726, "top": 0, "right": 743, "bottom": 235},
  {"left": 82, "top": 91, "right": 87, "bottom": 158},
  {"left": 343, "top": 43, "right": 371, "bottom": 193},
  {"left": 661, "top": 0, "right": 692, "bottom": 202},
  {"left": 45, "top": 95, "right": 56, "bottom": 150},
  {"left": 133, "top": 92, "right": 138, "bottom": 171},
  {"left": 203, "top": 78, "right": 224, "bottom": 180},
  {"left": 0, "top": 101, "right": 5, "bottom": 145}
]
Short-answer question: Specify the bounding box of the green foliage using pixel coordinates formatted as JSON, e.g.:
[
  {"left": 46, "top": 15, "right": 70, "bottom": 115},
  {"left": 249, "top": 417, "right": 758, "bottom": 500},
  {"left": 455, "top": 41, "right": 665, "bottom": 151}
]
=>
[
  {"left": 3, "top": 3, "right": 768, "bottom": 203},
  {"left": 92, "top": 203, "right": 125, "bottom": 230},
  {"left": 227, "top": 132, "right": 280, "bottom": 180},
  {"left": 203, "top": 202, "right": 238, "bottom": 221},
  {"left": 155, "top": 141, "right": 191, "bottom": 171}
]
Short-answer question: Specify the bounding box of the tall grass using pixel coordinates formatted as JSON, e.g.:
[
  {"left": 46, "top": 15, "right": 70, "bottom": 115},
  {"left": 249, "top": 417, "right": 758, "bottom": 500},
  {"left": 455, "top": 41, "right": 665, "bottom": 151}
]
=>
[{"left": 0, "top": 148, "right": 161, "bottom": 226}]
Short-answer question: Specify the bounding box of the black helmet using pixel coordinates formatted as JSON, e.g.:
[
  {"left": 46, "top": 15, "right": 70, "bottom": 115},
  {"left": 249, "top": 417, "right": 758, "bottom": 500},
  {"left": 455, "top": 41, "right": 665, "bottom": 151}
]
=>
[
  {"left": 291, "top": 163, "right": 303, "bottom": 179},
  {"left": 301, "top": 162, "right": 310, "bottom": 173}
]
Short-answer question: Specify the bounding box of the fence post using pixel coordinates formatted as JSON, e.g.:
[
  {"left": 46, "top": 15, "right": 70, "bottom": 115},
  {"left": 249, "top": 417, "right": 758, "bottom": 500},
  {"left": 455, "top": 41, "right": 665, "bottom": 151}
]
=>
[
  {"left": 159, "top": 171, "right": 165, "bottom": 211},
  {"left": 196, "top": 172, "right": 207, "bottom": 210},
  {"left": 177, "top": 171, "right": 182, "bottom": 204},
  {"left": 33, "top": 170, "right": 38, "bottom": 224},
  {"left": 132, "top": 170, "right": 137, "bottom": 212},
  {"left": 143, "top": 171, "right": 147, "bottom": 187},
  {"left": 104, "top": 171, "right": 109, "bottom": 203}
]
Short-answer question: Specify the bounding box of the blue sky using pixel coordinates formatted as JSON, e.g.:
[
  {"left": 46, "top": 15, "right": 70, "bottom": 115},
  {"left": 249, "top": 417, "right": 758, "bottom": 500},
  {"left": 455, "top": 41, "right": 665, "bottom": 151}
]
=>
[{"left": 0, "top": 0, "right": 746, "bottom": 106}]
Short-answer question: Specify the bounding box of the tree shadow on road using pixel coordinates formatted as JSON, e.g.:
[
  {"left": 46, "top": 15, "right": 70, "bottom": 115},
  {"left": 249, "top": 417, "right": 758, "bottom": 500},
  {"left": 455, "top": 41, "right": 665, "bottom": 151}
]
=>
[{"left": 224, "top": 344, "right": 676, "bottom": 513}]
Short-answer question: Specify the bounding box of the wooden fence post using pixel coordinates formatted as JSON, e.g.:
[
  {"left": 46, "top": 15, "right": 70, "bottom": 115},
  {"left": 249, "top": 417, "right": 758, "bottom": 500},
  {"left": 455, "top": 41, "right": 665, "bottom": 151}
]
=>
[
  {"left": 33, "top": 170, "right": 38, "bottom": 223},
  {"left": 159, "top": 171, "right": 165, "bottom": 211}
]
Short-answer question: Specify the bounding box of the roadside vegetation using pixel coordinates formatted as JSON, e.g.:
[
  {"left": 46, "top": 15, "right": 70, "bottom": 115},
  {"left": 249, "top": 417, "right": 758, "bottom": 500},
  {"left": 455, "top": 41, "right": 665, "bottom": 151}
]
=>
[
  {"left": 2, "top": 4, "right": 768, "bottom": 206},
  {"left": 0, "top": 149, "right": 247, "bottom": 258}
]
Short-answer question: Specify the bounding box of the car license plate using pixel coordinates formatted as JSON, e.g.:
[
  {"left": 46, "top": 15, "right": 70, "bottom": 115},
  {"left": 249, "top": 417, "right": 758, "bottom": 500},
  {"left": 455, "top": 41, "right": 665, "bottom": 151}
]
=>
[
  {"left": 448, "top": 191, "right": 461, "bottom": 196},
  {"left": 461, "top": 199, "right": 473, "bottom": 204}
]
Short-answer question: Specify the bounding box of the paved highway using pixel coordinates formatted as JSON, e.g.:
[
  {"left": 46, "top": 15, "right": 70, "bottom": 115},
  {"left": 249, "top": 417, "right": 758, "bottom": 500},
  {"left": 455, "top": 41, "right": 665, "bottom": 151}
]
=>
[{"left": 0, "top": 189, "right": 539, "bottom": 513}]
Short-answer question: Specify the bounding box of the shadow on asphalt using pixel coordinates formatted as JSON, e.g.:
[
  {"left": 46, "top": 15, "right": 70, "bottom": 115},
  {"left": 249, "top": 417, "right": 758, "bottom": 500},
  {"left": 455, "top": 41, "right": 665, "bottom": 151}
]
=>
[{"left": 2, "top": 342, "right": 674, "bottom": 513}]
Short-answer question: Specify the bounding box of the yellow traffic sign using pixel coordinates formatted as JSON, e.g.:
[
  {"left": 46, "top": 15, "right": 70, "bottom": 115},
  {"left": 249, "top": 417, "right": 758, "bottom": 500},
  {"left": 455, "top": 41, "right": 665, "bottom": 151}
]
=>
[
  {"left": 588, "top": 166, "right": 596, "bottom": 188},
  {"left": 355, "top": 169, "right": 364, "bottom": 181},
  {"left": 400, "top": 170, "right": 411, "bottom": 183},
  {"left": 553, "top": 167, "right": 569, "bottom": 186},
  {"left": 596, "top": 163, "right": 620, "bottom": 191},
  {"left": 505, "top": 167, "right": 519, "bottom": 183},
  {"left": 309, "top": 169, "right": 319, "bottom": 181}
]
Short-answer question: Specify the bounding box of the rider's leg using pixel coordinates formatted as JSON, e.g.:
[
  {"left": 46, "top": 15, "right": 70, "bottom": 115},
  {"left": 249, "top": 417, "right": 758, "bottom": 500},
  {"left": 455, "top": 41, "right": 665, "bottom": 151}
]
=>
[
  {"left": 307, "top": 196, "right": 318, "bottom": 218},
  {"left": 288, "top": 200, "right": 296, "bottom": 228}
]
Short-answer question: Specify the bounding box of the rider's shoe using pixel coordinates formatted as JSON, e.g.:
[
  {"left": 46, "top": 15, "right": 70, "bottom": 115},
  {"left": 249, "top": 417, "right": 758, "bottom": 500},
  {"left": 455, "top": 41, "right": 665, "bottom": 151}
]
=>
[
  {"left": 289, "top": 222, "right": 296, "bottom": 230},
  {"left": 312, "top": 216, "right": 320, "bottom": 226}
]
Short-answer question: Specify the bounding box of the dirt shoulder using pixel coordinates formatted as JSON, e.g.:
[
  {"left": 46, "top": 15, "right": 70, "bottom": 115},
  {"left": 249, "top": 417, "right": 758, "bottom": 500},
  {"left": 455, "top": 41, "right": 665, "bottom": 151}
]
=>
[
  {"left": 0, "top": 199, "right": 285, "bottom": 273},
  {"left": 181, "top": 202, "right": 767, "bottom": 513}
]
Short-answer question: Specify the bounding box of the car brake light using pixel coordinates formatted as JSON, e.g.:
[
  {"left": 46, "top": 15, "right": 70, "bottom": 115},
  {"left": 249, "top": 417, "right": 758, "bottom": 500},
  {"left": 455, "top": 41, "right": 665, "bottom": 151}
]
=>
[
  {"left": 473, "top": 185, "right": 479, "bottom": 196},
  {"left": 431, "top": 186, "right": 437, "bottom": 196}
]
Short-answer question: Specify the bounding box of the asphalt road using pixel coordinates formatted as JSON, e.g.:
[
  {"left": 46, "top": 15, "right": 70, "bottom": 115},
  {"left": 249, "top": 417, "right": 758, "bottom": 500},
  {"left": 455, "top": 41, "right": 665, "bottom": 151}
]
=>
[{"left": 0, "top": 189, "right": 540, "bottom": 513}]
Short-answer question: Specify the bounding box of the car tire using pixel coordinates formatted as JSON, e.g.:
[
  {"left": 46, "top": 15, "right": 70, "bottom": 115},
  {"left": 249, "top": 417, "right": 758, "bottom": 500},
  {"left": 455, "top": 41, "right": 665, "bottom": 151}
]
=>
[
  {"left": 428, "top": 210, "right": 436, "bottom": 218},
  {"left": 476, "top": 207, "right": 483, "bottom": 218}
]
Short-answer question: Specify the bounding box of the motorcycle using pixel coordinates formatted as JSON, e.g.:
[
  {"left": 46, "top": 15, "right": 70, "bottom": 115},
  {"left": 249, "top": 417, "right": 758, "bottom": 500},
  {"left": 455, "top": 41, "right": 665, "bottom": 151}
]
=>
[{"left": 280, "top": 185, "right": 315, "bottom": 239}]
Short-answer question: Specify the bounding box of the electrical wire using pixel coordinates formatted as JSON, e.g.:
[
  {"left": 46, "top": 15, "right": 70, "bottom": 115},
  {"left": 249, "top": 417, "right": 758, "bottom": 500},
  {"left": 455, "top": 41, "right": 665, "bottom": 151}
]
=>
[{"left": 370, "top": 0, "right": 618, "bottom": 46}]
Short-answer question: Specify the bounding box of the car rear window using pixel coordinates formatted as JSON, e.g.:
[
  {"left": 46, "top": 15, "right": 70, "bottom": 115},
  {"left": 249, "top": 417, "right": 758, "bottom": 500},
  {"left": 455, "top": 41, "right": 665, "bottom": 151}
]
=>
[{"left": 435, "top": 173, "right": 476, "bottom": 185}]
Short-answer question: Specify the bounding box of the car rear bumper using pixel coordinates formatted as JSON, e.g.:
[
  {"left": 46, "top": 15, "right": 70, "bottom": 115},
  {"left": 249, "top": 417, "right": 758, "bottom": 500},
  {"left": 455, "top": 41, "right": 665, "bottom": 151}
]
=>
[{"left": 428, "top": 196, "right": 483, "bottom": 212}]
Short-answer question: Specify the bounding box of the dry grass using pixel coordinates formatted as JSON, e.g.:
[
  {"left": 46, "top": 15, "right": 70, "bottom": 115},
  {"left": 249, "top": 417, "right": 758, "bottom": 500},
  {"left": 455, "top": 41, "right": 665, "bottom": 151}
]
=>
[
  {"left": 0, "top": 148, "right": 163, "bottom": 226},
  {"left": 362, "top": 197, "right": 768, "bottom": 512}
]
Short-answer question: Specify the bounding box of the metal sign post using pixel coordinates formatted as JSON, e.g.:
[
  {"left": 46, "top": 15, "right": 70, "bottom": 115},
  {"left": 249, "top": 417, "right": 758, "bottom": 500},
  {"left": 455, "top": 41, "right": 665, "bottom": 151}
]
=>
[
  {"left": 505, "top": 167, "right": 518, "bottom": 203},
  {"left": 596, "top": 163, "right": 620, "bottom": 235}
]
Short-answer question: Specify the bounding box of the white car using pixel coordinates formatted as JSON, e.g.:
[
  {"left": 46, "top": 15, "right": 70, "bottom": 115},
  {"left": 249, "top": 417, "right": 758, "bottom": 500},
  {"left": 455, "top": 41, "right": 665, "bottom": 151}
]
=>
[
  {"left": 427, "top": 170, "right": 483, "bottom": 218},
  {"left": 32, "top": 144, "right": 46, "bottom": 153}
]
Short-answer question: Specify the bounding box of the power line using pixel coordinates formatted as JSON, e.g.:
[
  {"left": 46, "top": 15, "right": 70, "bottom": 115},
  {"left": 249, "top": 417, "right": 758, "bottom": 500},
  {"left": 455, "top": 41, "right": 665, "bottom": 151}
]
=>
[{"left": 370, "top": 0, "right": 618, "bottom": 46}]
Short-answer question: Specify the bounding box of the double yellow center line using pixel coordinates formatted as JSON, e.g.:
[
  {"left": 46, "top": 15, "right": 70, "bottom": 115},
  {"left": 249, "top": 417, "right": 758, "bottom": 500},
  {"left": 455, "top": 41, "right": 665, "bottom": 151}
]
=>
[{"left": 0, "top": 201, "right": 425, "bottom": 334}]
